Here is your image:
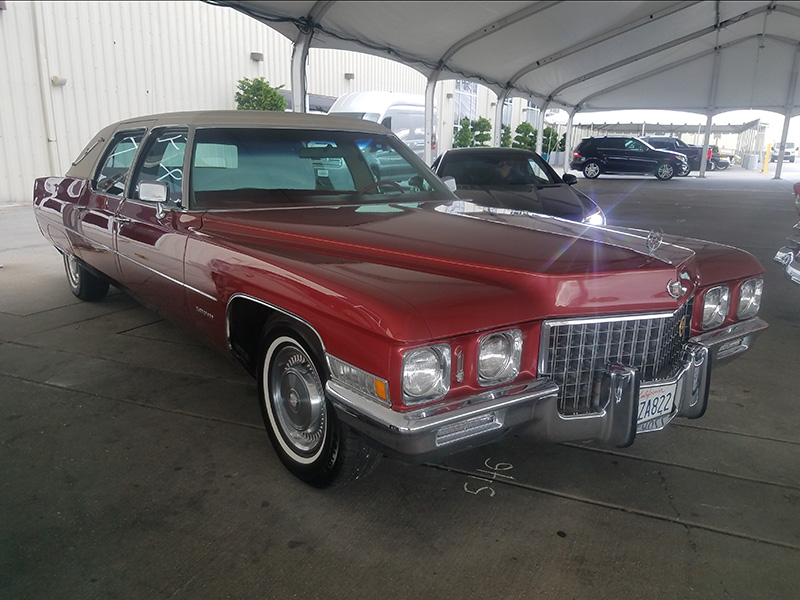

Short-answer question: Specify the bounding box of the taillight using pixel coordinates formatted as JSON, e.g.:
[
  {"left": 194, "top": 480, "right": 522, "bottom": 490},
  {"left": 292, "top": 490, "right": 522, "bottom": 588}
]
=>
[
  {"left": 707, "top": 148, "right": 712, "bottom": 160},
  {"left": 573, "top": 152, "right": 582, "bottom": 158}
]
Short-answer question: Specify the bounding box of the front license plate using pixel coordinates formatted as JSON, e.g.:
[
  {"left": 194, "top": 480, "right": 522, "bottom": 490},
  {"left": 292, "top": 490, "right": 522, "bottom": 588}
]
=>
[{"left": 637, "top": 383, "right": 676, "bottom": 432}]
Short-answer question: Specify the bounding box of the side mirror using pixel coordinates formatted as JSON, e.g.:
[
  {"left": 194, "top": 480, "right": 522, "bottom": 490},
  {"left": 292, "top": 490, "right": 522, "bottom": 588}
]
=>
[
  {"left": 138, "top": 180, "right": 168, "bottom": 203},
  {"left": 562, "top": 173, "right": 578, "bottom": 186},
  {"left": 441, "top": 176, "right": 457, "bottom": 192},
  {"left": 138, "top": 181, "right": 168, "bottom": 218}
]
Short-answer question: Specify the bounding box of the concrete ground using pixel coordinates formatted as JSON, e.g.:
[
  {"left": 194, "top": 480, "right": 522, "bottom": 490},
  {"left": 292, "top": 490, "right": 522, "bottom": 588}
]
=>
[{"left": 1, "top": 165, "right": 799, "bottom": 600}]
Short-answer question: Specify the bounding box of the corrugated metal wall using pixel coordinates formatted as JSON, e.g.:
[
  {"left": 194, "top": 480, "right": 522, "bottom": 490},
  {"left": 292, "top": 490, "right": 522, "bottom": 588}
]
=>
[{"left": 0, "top": 1, "right": 435, "bottom": 205}]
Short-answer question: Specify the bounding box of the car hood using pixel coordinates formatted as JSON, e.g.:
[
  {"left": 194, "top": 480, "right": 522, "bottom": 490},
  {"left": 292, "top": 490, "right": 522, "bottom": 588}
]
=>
[
  {"left": 654, "top": 148, "right": 687, "bottom": 160},
  {"left": 453, "top": 185, "right": 585, "bottom": 221},
  {"left": 197, "top": 200, "right": 763, "bottom": 340}
]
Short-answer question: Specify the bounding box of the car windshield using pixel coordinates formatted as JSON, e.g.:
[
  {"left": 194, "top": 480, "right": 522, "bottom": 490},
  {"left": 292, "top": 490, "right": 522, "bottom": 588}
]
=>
[
  {"left": 438, "top": 153, "right": 558, "bottom": 187},
  {"left": 190, "top": 127, "right": 451, "bottom": 209}
]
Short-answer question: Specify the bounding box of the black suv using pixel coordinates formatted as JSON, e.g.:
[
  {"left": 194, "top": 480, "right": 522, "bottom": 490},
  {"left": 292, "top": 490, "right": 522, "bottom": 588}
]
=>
[{"left": 570, "top": 136, "right": 688, "bottom": 180}]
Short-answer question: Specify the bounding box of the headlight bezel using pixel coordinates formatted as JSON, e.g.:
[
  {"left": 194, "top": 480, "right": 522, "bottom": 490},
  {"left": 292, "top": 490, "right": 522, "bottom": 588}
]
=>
[
  {"left": 401, "top": 344, "right": 451, "bottom": 405},
  {"left": 737, "top": 277, "right": 763, "bottom": 320},
  {"left": 701, "top": 284, "right": 730, "bottom": 330},
  {"left": 477, "top": 329, "right": 523, "bottom": 387},
  {"left": 582, "top": 207, "right": 607, "bottom": 226}
]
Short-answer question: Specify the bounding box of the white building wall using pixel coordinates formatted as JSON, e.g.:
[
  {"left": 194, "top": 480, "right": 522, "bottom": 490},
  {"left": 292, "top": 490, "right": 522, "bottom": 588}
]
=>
[
  {"left": 307, "top": 49, "right": 426, "bottom": 99},
  {"left": 0, "top": 1, "right": 533, "bottom": 205}
]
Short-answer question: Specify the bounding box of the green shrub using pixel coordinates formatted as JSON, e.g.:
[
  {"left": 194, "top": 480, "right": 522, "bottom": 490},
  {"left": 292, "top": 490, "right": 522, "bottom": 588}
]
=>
[{"left": 235, "top": 77, "right": 287, "bottom": 111}]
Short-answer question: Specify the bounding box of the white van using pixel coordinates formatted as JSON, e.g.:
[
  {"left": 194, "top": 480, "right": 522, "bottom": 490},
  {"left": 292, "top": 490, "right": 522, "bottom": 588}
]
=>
[
  {"left": 771, "top": 141, "right": 797, "bottom": 163},
  {"left": 328, "top": 91, "right": 435, "bottom": 159}
]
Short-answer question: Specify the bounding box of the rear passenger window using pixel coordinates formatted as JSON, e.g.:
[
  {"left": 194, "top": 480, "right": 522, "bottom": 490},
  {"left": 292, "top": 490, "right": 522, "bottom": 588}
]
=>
[{"left": 94, "top": 130, "right": 146, "bottom": 196}]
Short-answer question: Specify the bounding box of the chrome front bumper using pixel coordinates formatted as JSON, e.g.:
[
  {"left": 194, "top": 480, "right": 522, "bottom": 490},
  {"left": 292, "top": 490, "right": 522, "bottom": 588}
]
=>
[{"left": 327, "top": 317, "right": 767, "bottom": 463}]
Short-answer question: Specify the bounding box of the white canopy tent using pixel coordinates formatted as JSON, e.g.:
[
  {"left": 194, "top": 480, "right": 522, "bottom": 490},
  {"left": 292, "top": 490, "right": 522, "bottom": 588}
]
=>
[{"left": 205, "top": 1, "right": 800, "bottom": 178}]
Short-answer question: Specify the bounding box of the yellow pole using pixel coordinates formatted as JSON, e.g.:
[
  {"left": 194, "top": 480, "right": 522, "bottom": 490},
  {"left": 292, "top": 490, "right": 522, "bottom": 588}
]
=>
[{"left": 763, "top": 144, "right": 771, "bottom": 173}]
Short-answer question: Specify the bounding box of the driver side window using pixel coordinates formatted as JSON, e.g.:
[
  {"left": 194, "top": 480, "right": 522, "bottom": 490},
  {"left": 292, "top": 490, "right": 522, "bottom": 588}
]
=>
[
  {"left": 625, "top": 139, "right": 645, "bottom": 152},
  {"left": 94, "top": 130, "right": 145, "bottom": 196},
  {"left": 129, "top": 128, "right": 188, "bottom": 205}
]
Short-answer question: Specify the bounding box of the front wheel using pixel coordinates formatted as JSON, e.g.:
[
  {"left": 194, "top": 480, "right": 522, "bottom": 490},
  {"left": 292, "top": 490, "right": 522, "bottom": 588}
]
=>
[
  {"left": 655, "top": 163, "right": 675, "bottom": 180},
  {"left": 582, "top": 161, "right": 601, "bottom": 179},
  {"left": 64, "top": 253, "right": 109, "bottom": 301},
  {"left": 257, "top": 331, "right": 381, "bottom": 487}
]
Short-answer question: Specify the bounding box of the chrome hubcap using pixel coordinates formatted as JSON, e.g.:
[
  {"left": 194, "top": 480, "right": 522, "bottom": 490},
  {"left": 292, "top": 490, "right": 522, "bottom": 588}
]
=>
[
  {"left": 269, "top": 345, "right": 325, "bottom": 454},
  {"left": 66, "top": 255, "right": 81, "bottom": 287}
]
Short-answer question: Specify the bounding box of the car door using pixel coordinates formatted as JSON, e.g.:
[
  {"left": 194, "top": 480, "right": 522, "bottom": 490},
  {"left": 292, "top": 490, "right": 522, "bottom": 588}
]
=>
[
  {"left": 114, "top": 127, "right": 193, "bottom": 327},
  {"left": 72, "top": 128, "right": 149, "bottom": 281},
  {"left": 596, "top": 138, "right": 631, "bottom": 173},
  {"left": 622, "top": 138, "right": 654, "bottom": 173}
]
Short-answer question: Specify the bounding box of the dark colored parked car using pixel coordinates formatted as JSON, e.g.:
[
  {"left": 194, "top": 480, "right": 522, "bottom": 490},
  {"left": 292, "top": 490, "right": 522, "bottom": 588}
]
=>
[
  {"left": 640, "top": 136, "right": 710, "bottom": 173},
  {"left": 431, "top": 147, "right": 606, "bottom": 225},
  {"left": 570, "top": 136, "right": 688, "bottom": 180}
]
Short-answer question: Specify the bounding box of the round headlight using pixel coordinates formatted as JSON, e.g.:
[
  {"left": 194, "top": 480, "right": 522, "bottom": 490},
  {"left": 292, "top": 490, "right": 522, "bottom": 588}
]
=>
[
  {"left": 402, "top": 345, "right": 450, "bottom": 404},
  {"left": 737, "top": 278, "right": 763, "bottom": 320},
  {"left": 702, "top": 285, "right": 730, "bottom": 330},
  {"left": 478, "top": 330, "right": 522, "bottom": 386}
]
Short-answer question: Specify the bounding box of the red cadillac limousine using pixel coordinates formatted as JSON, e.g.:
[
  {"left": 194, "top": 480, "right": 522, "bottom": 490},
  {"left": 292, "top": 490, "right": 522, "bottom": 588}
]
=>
[{"left": 33, "top": 111, "right": 768, "bottom": 487}]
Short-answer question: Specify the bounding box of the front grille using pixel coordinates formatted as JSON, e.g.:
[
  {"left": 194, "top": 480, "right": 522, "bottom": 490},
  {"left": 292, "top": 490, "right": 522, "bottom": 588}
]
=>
[{"left": 539, "top": 301, "right": 692, "bottom": 416}]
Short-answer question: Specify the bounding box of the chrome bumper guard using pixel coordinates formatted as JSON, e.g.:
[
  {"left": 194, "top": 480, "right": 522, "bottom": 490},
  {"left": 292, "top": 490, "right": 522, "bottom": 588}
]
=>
[{"left": 327, "top": 318, "right": 767, "bottom": 461}]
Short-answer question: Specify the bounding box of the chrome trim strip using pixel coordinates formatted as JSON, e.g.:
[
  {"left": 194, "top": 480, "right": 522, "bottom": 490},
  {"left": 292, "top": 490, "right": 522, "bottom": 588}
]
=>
[
  {"left": 542, "top": 310, "right": 677, "bottom": 329},
  {"left": 116, "top": 252, "right": 217, "bottom": 301},
  {"left": 224, "top": 293, "right": 328, "bottom": 356}
]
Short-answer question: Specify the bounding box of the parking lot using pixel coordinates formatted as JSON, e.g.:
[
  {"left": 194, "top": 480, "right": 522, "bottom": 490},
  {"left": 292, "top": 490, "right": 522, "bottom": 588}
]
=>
[{"left": 1, "top": 165, "right": 799, "bottom": 599}]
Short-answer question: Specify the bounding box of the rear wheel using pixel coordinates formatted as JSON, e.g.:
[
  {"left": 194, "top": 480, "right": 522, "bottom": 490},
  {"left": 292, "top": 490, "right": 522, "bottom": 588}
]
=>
[
  {"left": 64, "top": 253, "right": 109, "bottom": 301},
  {"left": 257, "top": 331, "right": 381, "bottom": 487},
  {"left": 655, "top": 162, "right": 675, "bottom": 180},
  {"left": 582, "top": 161, "right": 601, "bottom": 179}
]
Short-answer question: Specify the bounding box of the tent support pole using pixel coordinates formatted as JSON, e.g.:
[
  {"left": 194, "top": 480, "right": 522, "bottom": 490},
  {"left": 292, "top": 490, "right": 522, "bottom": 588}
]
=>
[
  {"left": 425, "top": 73, "right": 440, "bottom": 165},
  {"left": 774, "top": 43, "right": 800, "bottom": 180},
  {"left": 536, "top": 101, "right": 550, "bottom": 156},
  {"left": 290, "top": 34, "right": 311, "bottom": 113},
  {"left": 493, "top": 90, "right": 510, "bottom": 147},
  {"left": 562, "top": 110, "right": 576, "bottom": 175}
]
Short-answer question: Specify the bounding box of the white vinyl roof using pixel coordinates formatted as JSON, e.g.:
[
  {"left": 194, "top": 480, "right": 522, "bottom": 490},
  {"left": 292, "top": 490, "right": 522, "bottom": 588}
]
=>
[{"left": 206, "top": 1, "right": 800, "bottom": 119}]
